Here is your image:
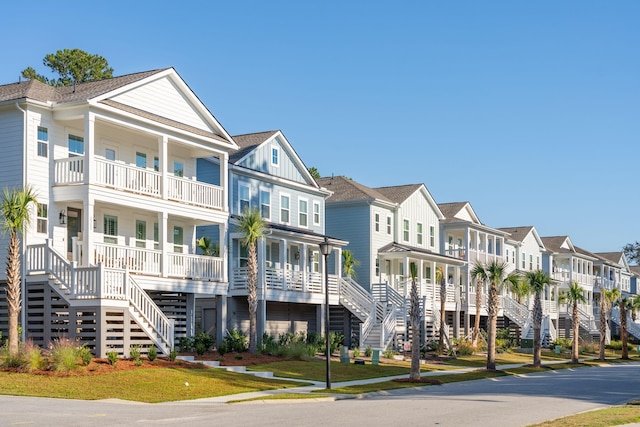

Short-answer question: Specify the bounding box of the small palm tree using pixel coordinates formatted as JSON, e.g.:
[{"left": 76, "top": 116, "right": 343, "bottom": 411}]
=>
[
  {"left": 408, "top": 262, "right": 420, "bottom": 381},
  {"left": 196, "top": 236, "right": 219, "bottom": 256},
  {"left": 616, "top": 295, "right": 633, "bottom": 360},
  {"left": 341, "top": 250, "right": 360, "bottom": 278},
  {"left": 524, "top": 270, "right": 550, "bottom": 368},
  {"left": 1, "top": 186, "right": 38, "bottom": 355},
  {"left": 509, "top": 278, "right": 530, "bottom": 305},
  {"left": 485, "top": 260, "right": 519, "bottom": 370},
  {"left": 237, "top": 208, "right": 265, "bottom": 354},
  {"left": 598, "top": 288, "right": 619, "bottom": 360},
  {"left": 436, "top": 266, "right": 447, "bottom": 355},
  {"left": 562, "top": 282, "right": 587, "bottom": 363},
  {"left": 470, "top": 261, "right": 488, "bottom": 348},
  {"left": 631, "top": 295, "right": 640, "bottom": 322}
]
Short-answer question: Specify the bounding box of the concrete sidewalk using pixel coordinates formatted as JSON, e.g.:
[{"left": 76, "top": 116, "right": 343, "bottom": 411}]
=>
[{"left": 171, "top": 357, "right": 574, "bottom": 405}]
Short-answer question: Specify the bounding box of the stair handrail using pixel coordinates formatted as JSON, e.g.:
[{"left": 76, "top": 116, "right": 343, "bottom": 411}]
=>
[
  {"left": 611, "top": 307, "right": 640, "bottom": 340},
  {"left": 380, "top": 304, "right": 396, "bottom": 350},
  {"left": 502, "top": 295, "right": 529, "bottom": 327},
  {"left": 340, "top": 277, "right": 384, "bottom": 320},
  {"left": 126, "top": 274, "right": 174, "bottom": 351},
  {"left": 577, "top": 305, "right": 597, "bottom": 333}
]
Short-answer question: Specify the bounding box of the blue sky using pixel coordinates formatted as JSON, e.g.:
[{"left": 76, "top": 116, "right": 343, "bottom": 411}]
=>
[{"left": 2, "top": 1, "right": 638, "bottom": 253}]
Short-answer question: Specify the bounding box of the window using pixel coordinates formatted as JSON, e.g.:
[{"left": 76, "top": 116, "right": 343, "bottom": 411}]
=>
[
  {"left": 375, "top": 259, "right": 380, "bottom": 276},
  {"left": 403, "top": 219, "right": 409, "bottom": 242},
  {"left": 36, "top": 203, "right": 47, "bottom": 233},
  {"left": 174, "top": 161, "right": 184, "bottom": 177},
  {"left": 299, "top": 199, "right": 308, "bottom": 227},
  {"left": 536, "top": 256, "right": 540, "bottom": 270},
  {"left": 387, "top": 216, "right": 392, "bottom": 235},
  {"left": 136, "top": 152, "right": 147, "bottom": 168},
  {"left": 37, "top": 127, "right": 48, "bottom": 158},
  {"left": 173, "top": 226, "right": 183, "bottom": 253},
  {"left": 154, "top": 156, "right": 159, "bottom": 172},
  {"left": 260, "top": 190, "right": 271, "bottom": 219},
  {"left": 136, "top": 220, "right": 146, "bottom": 248},
  {"left": 239, "top": 243, "right": 248, "bottom": 267},
  {"left": 529, "top": 254, "right": 533, "bottom": 270},
  {"left": 310, "top": 251, "right": 319, "bottom": 273},
  {"left": 521, "top": 253, "right": 526, "bottom": 269},
  {"left": 313, "top": 202, "right": 320, "bottom": 225},
  {"left": 103, "top": 215, "right": 118, "bottom": 244},
  {"left": 425, "top": 266, "right": 432, "bottom": 282},
  {"left": 239, "top": 185, "right": 250, "bottom": 213},
  {"left": 271, "top": 146, "right": 279, "bottom": 166},
  {"left": 430, "top": 226, "right": 435, "bottom": 247},
  {"left": 68, "top": 134, "right": 84, "bottom": 156},
  {"left": 105, "top": 148, "right": 116, "bottom": 161},
  {"left": 280, "top": 195, "right": 290, "bottom": 223},
  {"left": 506, "top": 249, "right": 510, "bottom": 263},
  {"left": 375, "top": 213, "right": 380, "bottom": 232},
  {"left": 417, "top": 223, "right": 423, "bottom": 245}
]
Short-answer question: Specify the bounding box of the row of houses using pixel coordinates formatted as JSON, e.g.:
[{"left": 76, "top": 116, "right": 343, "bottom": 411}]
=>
[{"left": 0, "top": 67, "right": 636, "bottom": 357}]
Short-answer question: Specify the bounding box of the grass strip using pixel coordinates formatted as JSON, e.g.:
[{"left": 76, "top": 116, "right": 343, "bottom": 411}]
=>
[
  {"left": 0, "top": 368, "right": 305, "bottom": 403},
  {"left": 527, "top": 405, "right": 640, "bottom": 427}
]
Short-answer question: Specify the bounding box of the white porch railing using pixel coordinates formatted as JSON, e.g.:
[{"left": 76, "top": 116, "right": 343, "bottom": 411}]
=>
[
  {"left": 502, "top": 295, "right": 530, "bottom": 328},
  {"left": 611, "top": 308, "right": 640, "bottom": 340},
  {"left": 54, "top": 157, "right": 224, "bottom": 210},
  {"left": 92, "top": 242, "right": 223, "bottom": 281},
  {"left": 231, "top": 267, "right": 339, "bottom": 295}
]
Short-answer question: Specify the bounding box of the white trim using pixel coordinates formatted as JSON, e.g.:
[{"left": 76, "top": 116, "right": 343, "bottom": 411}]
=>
[
  {"left": 270, "top": 144, "right": 280, "bottom": 167},
  {"left": 238, "top": 183, "right": 250, "bottom": 214},
  {"left": 280, "top": 192, "right": 291, "bottom": 225},
  {"left": 402, "top": 217, "right": 410, "bottom": 242},
  {"left": 298, "top": 197, "right": 309, "bottom": 229},
  {"left": 416, "top": 221, "right": 423, "bottom": 246},
  {"left": 260, "top": 188, "right": 271, "bottom": 221},
  {"left": 313, "top": 201, "right": 321, "bottom": 226},
  {"left": 374, "top": 211, "right": 380, "bottom": 233}
]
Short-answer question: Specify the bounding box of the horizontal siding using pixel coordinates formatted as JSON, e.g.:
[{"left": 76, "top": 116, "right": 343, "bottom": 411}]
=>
[
  {"left": 111, "top": 77, "right": 211, "bottom": 132},
  {"left": 325, "top": 204, "right": 371, "bottom": 286},
  {"left": 196, "top": 158, "right": 220, "bottom": 186}
]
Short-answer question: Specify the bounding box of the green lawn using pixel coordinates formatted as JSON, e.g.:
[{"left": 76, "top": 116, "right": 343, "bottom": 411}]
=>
[
  {"left": 528, "top": 405, "right": 640, "bottom": 427},
  {"left": 0, "top": 368, "right": 306, "bottom": 403}
]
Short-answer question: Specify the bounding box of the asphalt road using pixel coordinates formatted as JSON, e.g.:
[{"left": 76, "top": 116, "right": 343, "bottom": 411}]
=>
[{"left": 1, "top": 362, "right": 640, "bottom": 427}]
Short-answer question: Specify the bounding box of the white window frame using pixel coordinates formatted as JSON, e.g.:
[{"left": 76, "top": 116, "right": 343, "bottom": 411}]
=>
[
  {"left": 417, "top": 222, "right": 423, "bottom": 245},
  {"left": 374, "top": 212, "right": 380, "bottom": 232},
  {"left": 313, "top": 201, "right": 320, "bottom": 226},
  {"left": 103, "top": 215, "right": 118, "bottom": 244},
  {"left": 387, "top": 215, "right": 392, "bottom": 235},
  {"left": 429, "top": 225, "right": 435, "bottom": 248},
  {"left": 239, "top": 184, "right": 250, "bottom": 213},
  {"left": 280, "top": 193, "right": 290, "bottom": 224},
  {"left": 37, "top": 126, "right": 48, "bottom": 158},
  {"left": 260, "top": 190, "right": 271, "bottom": 220},
  {"left": 299, "top": 198, "right": 308, "bottom": 228},
  {"left": 135, "top": 220, "right": 146, "bottom": 248},
  {"left": 521, "top": 252, "right": 526, "bottom": 269},
  {"left": 68, "top": 133, "right": 84, "bottom": 156},
  {"left": 36, "top": 203, "right": 47, "bottom": 234},
  {"left": 271, "top": 145, "right": 280, "bottom": 167},
  {"left": 403, "top": 218, "right": 410, "bottom": 242}
]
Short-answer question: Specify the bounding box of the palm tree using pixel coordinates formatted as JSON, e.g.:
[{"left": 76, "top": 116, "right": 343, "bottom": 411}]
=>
[
  {"left": 0, "top": 186, "right": 38, "bottom": 355},
  {"left": 631, "top": 295, "right": 640, "bottom": 322},
  {"left": 341, "top": 250, "right": 360, "bottom": 278},
  {"left": 436, "top": 266, "right": 447, "bottom": 355},
  {"left": 616, "top": 295, "right": 633, "bottom": 360},
  {"left": 509, "top": 278, "right": 530, "bottom": 305},
  {"left": 485, "top": 260, "right": 520, "bottom": 371},
  {"left": 470, "top": 261, "right": 487, "bottom": 348},
  {"left": 563, "top": 282, "right": 587, "bottom": 364},
  {"left": 408, "top": 262, "right": 420, "bottom": 381},
  {"left": 598, "top": 288, "right": 620, "bottom": 360},
  {"left": 237, "top": 208, "right": 265, "bottom": 354},
  {"left": 524, "top": 269, "right": 550, "bottom": 368},
  {"left": 196, "top": 236, "right": 219, "bottom": 256}
]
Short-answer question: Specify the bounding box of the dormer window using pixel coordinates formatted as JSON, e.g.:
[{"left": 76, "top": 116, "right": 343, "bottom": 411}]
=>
[{"left": 271, "top": 146, "right": 280, "bottom": 167}]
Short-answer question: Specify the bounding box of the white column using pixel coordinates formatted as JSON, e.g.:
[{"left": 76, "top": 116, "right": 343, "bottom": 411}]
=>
[
  {"left": 160, "top": 136, "right": 168, "bottom": 200},
  {"left": 83, "top": 198, "right": 95, "bottom": 266},
  {"left": 84, "top": 112, "right": 95, "bottom": 185},
  {"left": 220, "top": 222, "right": 228, "bottom": 283},
  {"left": 280, "top": 239, "right": 287, "bottom": 289},
  {"left": 220, "top": 152, "right": 229, "bottom": 212},
  {"left": 159, "top": 211, "right": 168, "bottom": 277}
]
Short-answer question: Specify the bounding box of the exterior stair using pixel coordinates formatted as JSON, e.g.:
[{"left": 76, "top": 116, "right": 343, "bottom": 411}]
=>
[
  {"left": 611, "top": 307, "right": 640, "bottom": 340},
  {"left": 339, "top": 277, "right": 385, "bottom": 349}
]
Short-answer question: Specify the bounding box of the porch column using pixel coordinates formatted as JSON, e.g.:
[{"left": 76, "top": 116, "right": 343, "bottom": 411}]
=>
[
  {"left": 83, "top": 199, "right": 95, "bottom": 266},
  {"left": 280, "top": 239, "right": 287, "bottom": 290},
  {"left": 220, "top": 152, "right": 229, "bottom": 212},
  {"left": 159, "top": 211, "right": 168, "bottom": 278},
  {"left": 301, "top": 243, "right": 307, "bottom": 292},
  {"left": 83, "top": 112, "right": 95, "bottom": 185},
  {"left": 186, "top": 293, "right": 196, "bottom": 338},
  {"left": 258, "top": 237, "right": 266, "bottom": 339},
  {"left": 317, "top": 304, "right": 326, "bottom": 335},
  {"left": 216, "top": 296, "right": 227, "bottom": 347},
  {"left": 159, "top": 135, "right": 168, "bottom": 200},
  {"left": 335, "top": 247, "right": 342, "bottom": 279},
  {"left": 220, "top": 222, "right": 228, "bottom": 283}
]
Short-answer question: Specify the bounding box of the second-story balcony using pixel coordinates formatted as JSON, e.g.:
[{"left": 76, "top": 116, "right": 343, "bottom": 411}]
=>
[
  {"left": 54, "top": 157, "right": 224, "bottom": 210},
  {"left": 231, "top": 267, "right": 339, "bottom": 296}
]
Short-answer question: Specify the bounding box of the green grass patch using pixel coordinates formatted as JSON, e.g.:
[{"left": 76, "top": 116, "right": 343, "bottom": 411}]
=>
[
  {"left": 528, "top": 405, "right": 640, "bottom": 427},
  {"left": 0, "top": 368, "right": 305, "bottom": 403},
  {"left": 322, "top": 369, "right": 508, "bottom": 394},
  {"left": 228, "top": 393, "right": 332, "bottom": 403}
]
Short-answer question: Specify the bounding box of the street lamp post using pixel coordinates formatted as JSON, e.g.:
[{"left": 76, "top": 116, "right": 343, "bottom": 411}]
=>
[{"left": 319, "top": 237, "right": 333, "bottom": 390}]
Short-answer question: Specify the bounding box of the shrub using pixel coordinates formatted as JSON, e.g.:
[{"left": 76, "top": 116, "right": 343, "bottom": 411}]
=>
[
  {"left": 169, "top": 349, "right": 178, "bottom": 361},
  {"left": 234, "top": 353, "right": 243, "bottom": 360},
  {"left": 329, "top": 332, "right": 344, "bottom": 355},
  {"left": 553, "top": 338, "right": 572, "bottom": 350},
  {"left": 223, "top": 329, "right": 248, "bottom": 353},
  {"left": 259, "top": 332, "right": 278, "bottom": 354},
  {"left": 383, "top": 347, "right": 395, "bottom": 359},
  {"left": 77, "top": 345, "right": 93, "bottom": 366},
  {"left": 194, "top": 332, "right": 214, "bottom": 353},
  {"left": 217, "top": 342, "right": 228, "bottom": 356},
  {"left": 178, "top": 336, "right": 193, "bottom": 352},
  {"left": 607, "top": 340, "right": 634, "bottom": 351},
  {"left": 454, "top": 339, "right": 475, "bottom": 356},
  {"left": 580, "top": 341, "right": 598, "bottom": 355},
  {"left": 353, "top": 347, "right": 361, "bottom": 358},
  {"left": 129, "top": 345, "right": 142, "bottom": 362},
  {"left": 147, "top": 346, "right": 157, "bottom": 361},
  {"left": 365, "top": 345, "right": 373, "bottom": 358},
  {"left": 107, "top": 350, "right": 119, "bottom": 366}
]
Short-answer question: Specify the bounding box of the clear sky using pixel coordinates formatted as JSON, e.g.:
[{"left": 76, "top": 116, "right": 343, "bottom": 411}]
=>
[{"left": 2, "top": 1, "right": 638, "bottom": 253}]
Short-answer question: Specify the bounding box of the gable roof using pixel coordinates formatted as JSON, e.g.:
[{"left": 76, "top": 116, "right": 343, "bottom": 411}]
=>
[
  {"left": 378, "top": 242, "right": 466, "bottom": 265},
  {"left": 541, "top": 236, "right": 574, "bottom": 253},
  {"left": 498, "top": 226, "right": 533, "bottom": 243},
  {"left": 438, "top": 201, "right": 482, "bottom": 225},
  {"left": 317, "top": 176, "right": 394, "bottom": 205},
  {"left": 374, "top": 184, "right": 423, "bottom": 204},
  {"left": 230, "top": 130, "right": 279, "bottom": 163},
  {"left": 0, "top": 69, "right": 164, "bottom": 104}
]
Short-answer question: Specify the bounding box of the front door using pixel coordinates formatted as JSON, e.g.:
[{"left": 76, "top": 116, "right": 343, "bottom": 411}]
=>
[{"left": 66, "top": 208, "right": 81, "bottom": 260}]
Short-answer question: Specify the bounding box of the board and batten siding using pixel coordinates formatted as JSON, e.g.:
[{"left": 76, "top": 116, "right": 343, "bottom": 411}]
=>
[
  {"left": 235, "top": 136, "right": 306, "bottom": 184},
  {"left": 370, "top": 205, "right": 396, "bottom": 286},
  {"left": 231, "top": 173, "right": 325, "bottom": 234},
  {"left": 110, "top": 77, "right": 212, "bottom": 132},
  {"left": 325, "top": 204, "right": 371, "bottom": 287},
  {"left": 520, "top": 231, "right": 543, "bottom": 272},
  {"left": 396, "top": 191, "right": 441, "bottom": 250}
]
